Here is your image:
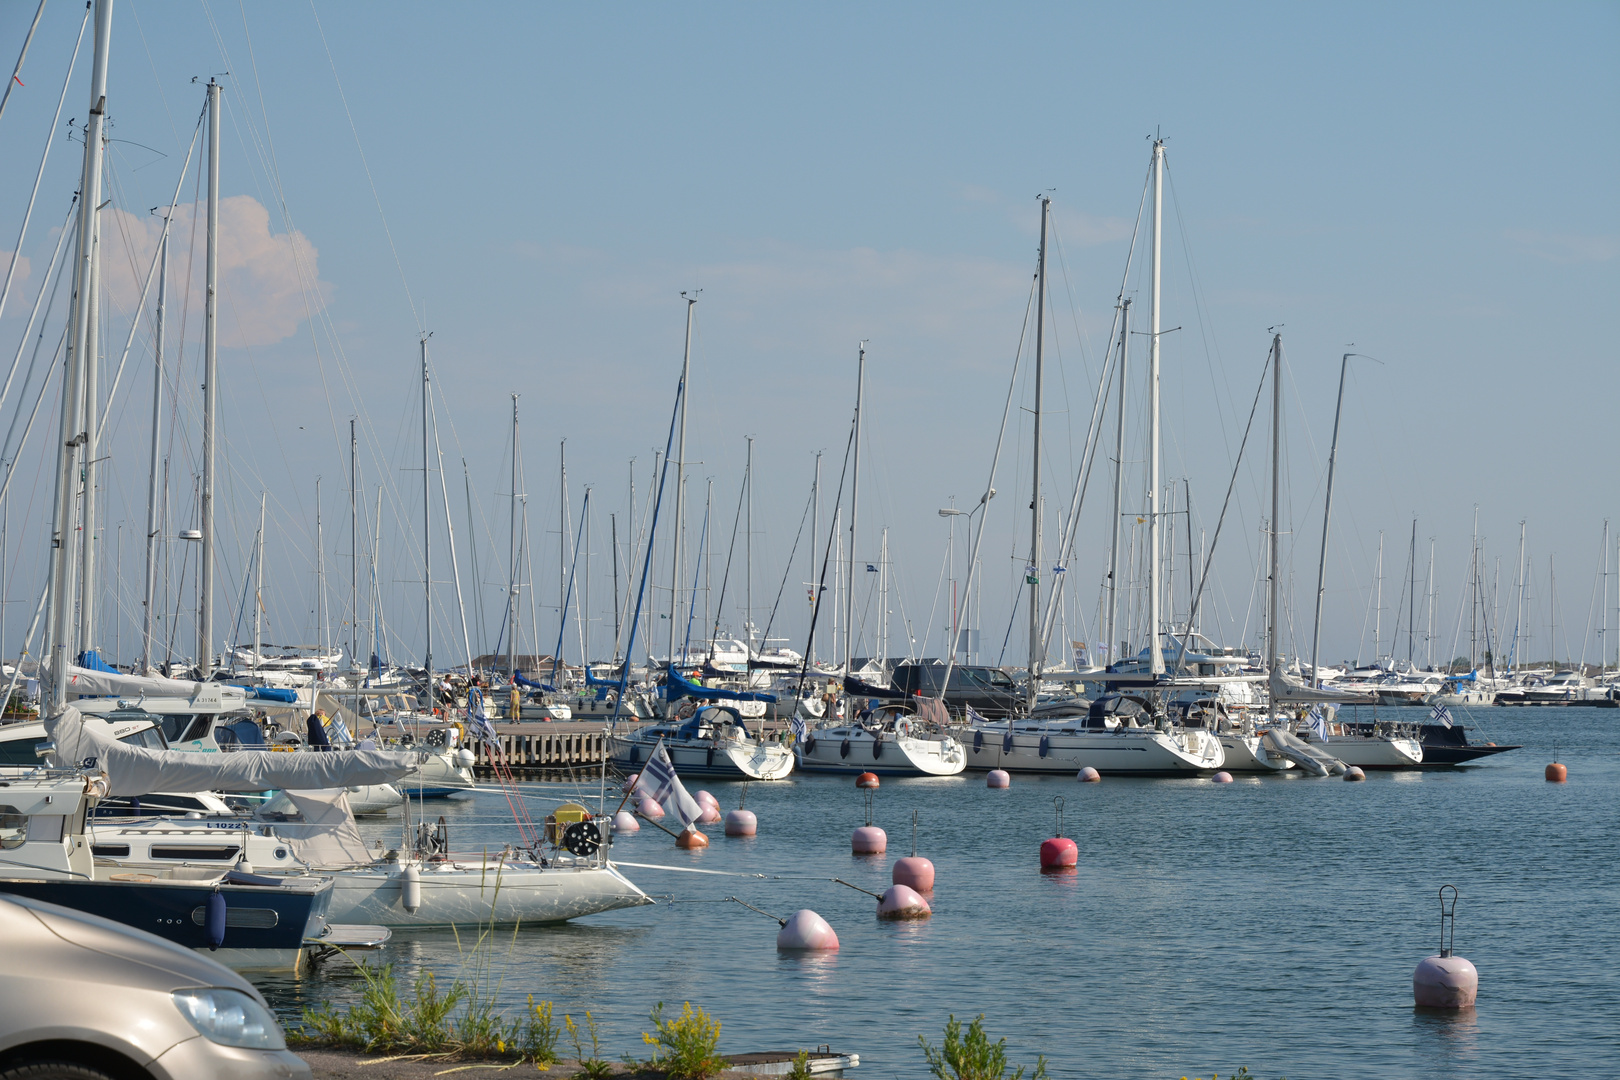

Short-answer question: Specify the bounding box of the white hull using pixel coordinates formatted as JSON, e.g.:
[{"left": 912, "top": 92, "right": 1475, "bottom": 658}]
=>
[
  {"left": 401, "top": 752, "right": 476, "bottom": 797},
  {"left": 1217, "top": 733, "right": 1292, "bottom": 772},
  {"left": 961, "top": 726, "right": 1224, "bottom": 775},
  {"left": 796, "top": 727, "right": 965, "bottom": 776},
  {"left": 610, "top": 732, "right": 795, "bottom": 780},
  {"left": 323, "top": 859, "right": 652, "bottom": 926},
  {"left": 1303, "top": 731, "right": 1423, "bottom": 768}
]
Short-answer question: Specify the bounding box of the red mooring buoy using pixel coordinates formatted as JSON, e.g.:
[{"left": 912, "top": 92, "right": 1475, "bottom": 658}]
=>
[
  {"left": 856, "top": 772, "right": 880, "bottom": 789},
  {"left": 1040, "top": 796, "right": 1078, "bottom": 869}
]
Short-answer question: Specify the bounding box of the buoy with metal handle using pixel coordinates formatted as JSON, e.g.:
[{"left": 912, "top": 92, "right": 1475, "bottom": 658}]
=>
[
  {"left": 892, "top": 810, "right": 935, "bottom": 892},
  {"left": 856, "top": 771, "right": 879, "bottom": 789},
  {"left": 1077, "top": 766, "right": 1101, "bottom": 782},
  {"left": 1413, "top": 884, "right": 1478, "bottom": 1009},
  {"left": 1040, "top": 796, "right": 1078, "bottom": 870},
  {"left": 852, "top": 789, "right": 886, "bottom": 854}
]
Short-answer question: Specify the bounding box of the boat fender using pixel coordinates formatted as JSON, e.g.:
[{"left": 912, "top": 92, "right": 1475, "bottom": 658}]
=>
[
  {"left": 840, "top": 739, "right": 851, "bottom": 759},
  {"left": 804, "top": 735, "right": 816, "bottom": 755},
  {"left": 1038, "top": 736, "right": 1050, "bottom": 759},
  {"left": 973, "top": 730, "right": 984, "bottom": 753},
  {"left": 456, "top": 748, "right": 475, "bottom": 769},
  {"left": 401, "top": 864, "right": 422, "bottom": 914},
  {"left": 1002, "top": 731, "right": 1014, "bottom": 753},
  {"left": 628, "top": 744, "right": 640, "bottom": 764},
  {"left": 987, "top": 769, "right": 1011, "bottom": 788},
  {"left": 706, "top": 745, "right": 716, "bottom": 768},
  {"left": 872, "top": 738, "right": 884, "bottom": 761},
  {"left": 204, "top": 890, "right": 227, "bottom": 950}
]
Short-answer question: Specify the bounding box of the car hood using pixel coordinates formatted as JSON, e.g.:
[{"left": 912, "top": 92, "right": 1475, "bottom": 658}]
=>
[{"left": 2, "top": 893, "right": 263, "bottom": 999}]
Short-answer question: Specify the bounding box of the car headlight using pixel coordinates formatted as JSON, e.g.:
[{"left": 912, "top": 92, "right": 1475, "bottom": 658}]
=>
[{"left": 171, "top": 988, "right": 285, "bottom": 1050}]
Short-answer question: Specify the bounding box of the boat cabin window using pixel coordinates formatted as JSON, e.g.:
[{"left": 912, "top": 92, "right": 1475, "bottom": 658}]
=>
[
  {"left": 160, "top": 714, "right": 211, "bottom": 744},
  {"left": 0, "top": 737, "right": 45, "bottom": 766},
  {"left": 213, "top": 718, "right": 265, "bottom": 748},
  {"left": 0, "top": 806, "right": 27, "bottom": 849},
  {"left": 27, "top": 815, "right": 64, "bottom": 843},
  {"left": 151, "top": 845, "right": 239, "bottom": 861},
  {"left": 119, "top": 725, "right": 168, "bottom": 750}
]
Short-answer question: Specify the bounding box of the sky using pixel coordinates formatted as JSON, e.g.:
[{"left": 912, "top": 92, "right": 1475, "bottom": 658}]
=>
[{"left": 0, "top": 1, "right": 1615, "bottom": 674}]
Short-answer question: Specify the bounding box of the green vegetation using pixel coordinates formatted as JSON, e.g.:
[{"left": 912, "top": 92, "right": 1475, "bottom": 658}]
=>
[
  {"left": 919, "top": 1014, "right": 1047, "bottom": 1080},
  {"left": 566, "top": 1010, "right": 614, "bottom": 1080},
  {"left": 637, "top": 1002, "right": 727, "bottom": 1080}
]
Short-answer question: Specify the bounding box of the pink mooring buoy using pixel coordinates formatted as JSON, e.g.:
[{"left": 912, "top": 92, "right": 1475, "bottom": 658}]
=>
[
  {"left": 697, "top": 801, "right": 722, "bottom": 824},
  {"left": 1040, "top": 837, "right": 1078, "bottom": 869},
  {"left": 611, "top": 810, "right": 640, "bottom": 835},
  {"left": 776, "top": 909, "right": 839, "bottom": 950},
  {"left": 1211, "top": 771, "right": 1234, "bottom": 784},
  {"left": 1413, "top": 885, "right": 1478, "bottom": 1009},
  {"left": 892, "top": 856, "right": 935, "bottom": 892},
  {"left": 987, "top": 769, "right": 1011, "bottom": 788},
  {"left": 695, "top": 789, "right": 720, "bottom": 810},
  {"left": 876, "top": 884, "right": 931, "bottom": 920},
  {"left": 620, "top": 772, "right": 640, "bottom": 794},
  {"left": 638, "top": 796, "right": 665, "bottom": 819},
  {"left": 852, "top": 825, "right": 887, "bottom": 855},
  {"left": 724, "top": 809, "right": 757, "bottom": 837},
  {"left": 1344, "top": 766, "right": 1367, "bottom": 781},
  {"left": 1077, "top": 766, "right": 1101, "bottom": 782}
]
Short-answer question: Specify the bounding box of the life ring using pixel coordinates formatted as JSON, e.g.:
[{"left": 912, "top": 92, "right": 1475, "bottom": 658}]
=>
[{"left": 893, "top": 717, "right": 913, "bottom": 739}]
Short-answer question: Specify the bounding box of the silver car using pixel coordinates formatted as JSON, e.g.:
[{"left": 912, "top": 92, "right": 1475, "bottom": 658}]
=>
[{"left": 0, "top": 892, "right": 310, "bottom": 1080}]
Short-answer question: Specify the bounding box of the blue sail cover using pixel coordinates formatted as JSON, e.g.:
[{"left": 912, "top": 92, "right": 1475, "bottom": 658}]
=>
[
  {"left": 241, "top": 686, "right": 298, "bottom": 703},
  {"left": 844, "top": 674, "right": 909, "bottom": 700},
  {"left": 666, "top": 666, "right": 777, "bottom": 703},
  {"left": 514, "top": 671, "right": 551, "bottom": 691},
  {"left": 76, "top": 650, "right": 119, "bottom": 674}
]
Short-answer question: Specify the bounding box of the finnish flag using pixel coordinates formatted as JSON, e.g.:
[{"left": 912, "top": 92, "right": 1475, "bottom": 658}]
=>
[
  {"left": 467, "top": 688, "right": 499, "bottom": 746},
  {"left": 1429, "top": 702, "right": 1453, "bottom": 729},
  {"left": 1306, "top": 704, "right": 1330, "bottom": 740},
  {"left": 634, "top": 740, "right": 704, "bottom": 828}
]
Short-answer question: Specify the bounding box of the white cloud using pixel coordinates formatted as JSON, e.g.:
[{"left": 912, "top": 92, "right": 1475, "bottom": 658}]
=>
[
  {"left": 1505, "top": 228, "right": 1618, "bottom": 264},
  {"left": 0, "top": 250, "right": 30, "bottom": 290},
  {"left": 98, "top": 195, "right": 330, "bottom": 347}
]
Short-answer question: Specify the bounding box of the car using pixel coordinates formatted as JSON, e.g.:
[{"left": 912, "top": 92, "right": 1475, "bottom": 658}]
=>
[{"left": 0, "top": 892, "right": 310, "bottom": 1080}]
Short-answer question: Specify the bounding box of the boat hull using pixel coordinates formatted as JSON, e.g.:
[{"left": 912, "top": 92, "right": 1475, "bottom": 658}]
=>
[
  {"left": 1302, "top": 731, "right": 1423, "bottom": 768},
  {"left": 796, "top": 728, "right": 965, "bottom": 776},
  {"left": 960, "top": 726, "right": 1224, "bottom": 776},
  {"left": 1217, "top": 733, "right": 1292, "bottom": 772},
  {"left": 609, "top": 734, "right": 795, "bottom": 780},
  {"left": 322, "top": 861, "right": 652, "bottom": 926}
]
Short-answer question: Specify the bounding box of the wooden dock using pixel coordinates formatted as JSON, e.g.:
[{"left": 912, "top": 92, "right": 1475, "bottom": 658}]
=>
[{"left": 467, "top": 722, "right": 611, "bottom": 775}]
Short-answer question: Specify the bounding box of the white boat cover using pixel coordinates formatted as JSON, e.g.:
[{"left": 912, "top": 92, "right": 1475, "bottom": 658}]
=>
[
  {"left": 59, "top": 664, "right": 245, "bottom": 705},
  {"left": 1269, "top": 669, "right": 1376, "bottom": 706},
  {"left": 44, "top": 705, "right": 422, "bottom": 797},
  {"left": 271, "top": 788, "right": 374, "bottom": 867}
]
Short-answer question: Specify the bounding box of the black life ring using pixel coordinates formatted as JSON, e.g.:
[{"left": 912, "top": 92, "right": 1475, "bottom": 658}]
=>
[{"left": 840, "top": 738, "right": 851, "bottom": 759}]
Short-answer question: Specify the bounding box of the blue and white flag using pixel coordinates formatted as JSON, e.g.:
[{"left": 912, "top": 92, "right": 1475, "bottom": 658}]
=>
[
  {"left": 1429, "top": 702, "right": 1453, "bottom": 729},
  {"left": 467, "top": 688, "right": 499, "bottom": 747},
  {"left": 866, "top": 563, "right": 879, "bottom": 573},
  {"left": 634, "top": 740, "right": 704, "bottom": 828},
  {"left": 1306, "top": 704, "right": 1330, "bottom": 739},
  {"left": 965, "top": 703, "right": 989, "bottom": 727},
  {"left": 789, "top": 714, "right": 807, "bottom": 744}
]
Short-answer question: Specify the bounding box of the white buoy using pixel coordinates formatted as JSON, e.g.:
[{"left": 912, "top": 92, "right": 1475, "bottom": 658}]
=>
[
  {"left": 611, "top": 810, "right": 640, "bottom": 834},
  {"left": 876, "top": 884, "right": 931, "bottom": 920},
  {"left": 724, "top": 809, "right": 757, "bottom": 836},
  {"left": 456, "top": 748, "right": 475, "bottom": 769},
  {"left": 987, "top": 769, "right": 1011, "bottom": 788},
  {"left": 776, "top": 909, "right": 839, "bottom": 950},
  {"left": 1344, "top": 766, "right": 1366, "bottom": 781},
  {"left": 851, "top": 825, "right": 887, "bottom": 855},
  {"left": 400, "top": 864, "right": 422, "bottom": 915},
  {"left": 1077, "top": 766, "right": 1101, "bottom": 782}
]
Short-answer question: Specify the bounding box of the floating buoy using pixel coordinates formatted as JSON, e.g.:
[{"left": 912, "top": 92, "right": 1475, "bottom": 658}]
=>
[
  {"left": 856, "top": 772, "right": 880, "bottom": 789},
  {"left": 611, "top": 810, "right": 640, "bottom": 834},
  {"left": 676, "top": 827, "right": 710, "bottom": 849},
  {"left": 1545, "top": 762, "right": 1567, "bottom": 782},
  {"left": 1040, "top": 837, "right": 1078, "bottom": 869},
  {"left": 1077, "top": 766, "right": 1101, "bottom": 782},
  {"left": 695, "top": 789, "right": 720, "bottom": 810},
  {"left": 987, "top": 769, "right": 1011, "bottom": 788},
  {"left": 697, "top": 801, "right": 722, "bottom": 824},
  {"left": 204, "top": 891, "right": 228, "bottom": 950},
  {"left": 621, "top": 772, "right": 640, "bottom": 794},
  {"left": 852, "top": 825, "right": 887, "bottom": 855},
  {"left": 400, "top": 864, "right": 421, "bottom": 915},
  {"left": 724, "top": 809, "right": 757, "bottom": 836},
  {"left": 1211, "top": 771, "right": 1234, "bottom": 784},
  {"left": 876, "top": 883, "right": 931, "bottom": 920},
  {"left": 1344, "top": 766, "right": 1367, "bottom": 781},
  {"left": 892, "top": 856, "right": 935, "bottom": 892},
  {"left": 1041, "top": 797, "right": 1077, "bottom": 869},
  {"left": 1413, "top": 885, "right": 1477, "bottom": 1008},
  {"left": 639, "top": 796, "right": 665, "bottom": 819},
  {"left": 776, "top": 909, "right": 839, "bottom": 950}
]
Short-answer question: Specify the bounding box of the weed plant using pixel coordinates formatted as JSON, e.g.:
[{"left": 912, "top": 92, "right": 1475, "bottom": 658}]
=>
[
  {"left": 565, "top": 1010, "right": 614, "bottom": 1080},
  {"left": 919, "top": 1014, "right": 1047, "bottom": 1080},
  {"left": 637, "top": 1002, "right": 727, "bottom": 1080}
]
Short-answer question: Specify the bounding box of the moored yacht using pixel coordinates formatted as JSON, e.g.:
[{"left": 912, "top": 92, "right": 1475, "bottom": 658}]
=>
[{"left": 796, "top": 703, "right": 965, "bottom": 776}]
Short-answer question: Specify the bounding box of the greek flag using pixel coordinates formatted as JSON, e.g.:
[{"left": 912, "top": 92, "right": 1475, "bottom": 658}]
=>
[
  {"left": 634, "top": 740, "right": 704, "bottom": 828},
  {"left": 1430, "top": 702, "right": 1453, "bottom": 729},
  {"left": 467, "top": 688, "right": 499, "bottom": 746},
  {"left": 1306, "top": 704, "right": 1330, "bottom": 739}
]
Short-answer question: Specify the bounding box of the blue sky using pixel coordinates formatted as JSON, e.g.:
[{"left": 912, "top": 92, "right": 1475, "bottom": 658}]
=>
[{"left": 0, "top": 2, "right": 1615, "bottom": 671}]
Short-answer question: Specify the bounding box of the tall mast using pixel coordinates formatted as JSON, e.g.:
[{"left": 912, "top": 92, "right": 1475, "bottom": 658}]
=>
[
  {"left": 253, "top": 494, "right": 264, "bottom": 676},
  {"left": 845, "top": 342, "right": 866, "bottom": 672},
  {"left": 1147, "top": 138, "right": 1166, "bottom": 675},
  {"left": 47, "top": 0, "right": 112, "bottom": 707},
  {"left": 669, "top": 294, "right": 695, "bottom": 662},
  {"left": 1426, "top": 538, "right": 1436, "bottom": 669},
  {"left": 350, "top": 418, "right": 358, "bottom": 668},
  {"left": 1027, "top": 195, "right": 1049, "bottom": 708},
  {"left": 582, "top": 487, "right": 592, "bottom": 663},
  {"left": 1408, "top": 519, "right": 1417, "bottom": 663},
  {"left": 1374, "top": 533, "right": 1384, "bottom": 665},
  {"left": 745, "top": 434, "right": 753, "bottom": 652},
  {"left": 879, "top": 526, "right": 889, "bottom": 667},
  {"left": 810, "top": 449, "right": 821, "bottom": 667},
  {"left": 507, "top": 394, "right": 519, "bottom": 681},
  {"left": 610, "top": 512, "right": 620, "bottom": 659},
  {"left": 1513, "top": 521, "right": 1526, "bottom": 671},
  {"left": 315, "top": 478, "right": 326, "bottom": 655},
  {"left": 198, "top": 76, "right": 220, "bottom": 677},
  {"left": 1105, "top": 298, "right": 1130, "bottom": 667},
  {"left": 1309, "top": 350, "right": 1350, "bottom": 685},
  {"left": 141, "top": 228, "right": 166, "bottom": 673},
  {"left": 77, "top": 202, "right": 101, "bottom": 657},
  {"left": 1267, "top": 333, "right": 1282, "bottom": 677},
  {"left": 559, "top": 439, "right": 569, "bottom": 663},
  {"left": 421, "top": 334, "right": 433, "bottom": 717}
]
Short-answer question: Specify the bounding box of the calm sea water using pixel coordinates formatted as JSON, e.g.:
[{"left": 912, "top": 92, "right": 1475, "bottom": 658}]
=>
[{"left": 258, "top": 707, "right": 1618, "bottom": 1078}]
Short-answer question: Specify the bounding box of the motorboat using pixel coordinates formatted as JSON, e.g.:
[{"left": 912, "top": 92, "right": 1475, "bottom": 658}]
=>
[
  {"left": 1292, "top": 709, "right": 1423, "bottom": 768},
  {"left": 796, "top": 704, "right": 965, "bottom": 777},
  {"left": 609, "top": 705, "right": 794, "bottom": 780},
  {"left": 1342, "top": 720, "right": 1520, "bottom": 765},
  {"left": 958, "top": 693, "right": 1225, "bottom": 776}
]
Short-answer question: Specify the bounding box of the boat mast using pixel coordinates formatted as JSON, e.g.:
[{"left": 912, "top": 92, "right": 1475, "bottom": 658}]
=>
[
  {"left": 198, "top": 76, "right": 220, "bottom": 678},
  {"left": 845, "top": 342, "right": 865, "bottom": 673},
  {"left": 810, "top": 449, "right": 820, "bottom": 667},
  {"left": 745, "top": 434, "right": 753, "bottom": 653},
  {"left": 350, "top": 418, "right": 358, "bottom": 669},
  {"left": 316, "top": 478, "right": 326, "bottom": 656},
  {"left": 1374, "top": 533, "right": 1384, "bottom": 665},
  {"left": 1268, "top": 333, "right": 1282, "bottom": 680},
  {"left": 1027, "top": 195, "right": 1049, "bottom": 710},
  {"left": 141, "top": 228, "right": 166, "bottom": 674},
  {"left": 1147, "top": 138, "right": 1165, "bottom": 676},
  {"left": 47, "top": 0, "right": 112, "bottom": 708},
  {"left": 559, "top": 438, "right": 569, "bottom": 664},
  {"left": 507, "top": 394, "right": 519, "bottom": 682},
  {"left": 879, "top": 526, "right": 889, "bottom": 667},
  {"left": 610, "top": 512, "right": 620, "bottom": 659},
  {"left": 421, "top": 334, "right": 433, "bottom": 717},
  {"left": 669, "top": 295, "right": 695, "bottom": 663},
  {"left": 253, "top": 494, "right": 264, "bottom": 676},
  {"left": 1408, "top": 519, "right": 1417, "bottom": 664},
  {"left": 1512, "top": 520, "right": 1526, "bottom": 671},
  {"left": 77, "top": 191, "right": 102, "bottom": 659},
  {"left": 1105, "top": 298, "right": 1131, "bottom": 667},
  {"left": 1426, "top": 537, "right": 1436, "bottom": 669}
]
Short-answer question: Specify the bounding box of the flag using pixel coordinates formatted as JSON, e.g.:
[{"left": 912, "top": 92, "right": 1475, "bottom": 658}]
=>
[
  {"left": 329, "top": 715, "right": 353, "bottom": 745},
  {"left": 634, "top": 739, "right": 704, "bottom": 828},
  {"left": 1306, "top": 704, "right": 1329, "bottom": 740},
  {"left": 965, "top": 703, "right": 989, "bottom": 726},
  {"left": 789, "top": 714, "right": 807, "bottom": 743},
  {"left": 1430, "top": 702, "right": 1453, "bottom": 729},
  {"left": 866, "top": 563, "right": 878, "bottom": 573},
  {"left": 1052, "top": 565, "right": 1067, "bottom": 574},
  {"left": 467, "top": 687, "right": 499, "bottom": 746}
]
